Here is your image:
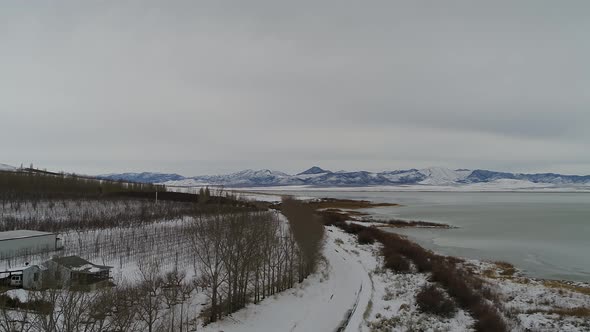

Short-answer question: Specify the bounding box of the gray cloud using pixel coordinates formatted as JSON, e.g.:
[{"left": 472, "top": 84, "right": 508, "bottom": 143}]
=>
[{"left": 1, "top": 1, "right": 589, "bottom": 175}]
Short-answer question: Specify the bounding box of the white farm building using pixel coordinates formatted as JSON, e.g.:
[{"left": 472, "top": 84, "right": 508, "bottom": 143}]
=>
[{"left": 0, "top": 230, "right": 63, "bottom": 259}]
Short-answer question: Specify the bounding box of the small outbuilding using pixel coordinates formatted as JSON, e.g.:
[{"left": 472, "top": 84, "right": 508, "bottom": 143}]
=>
[
  {"left": 0, "top": 264, "right": 44, "bottom": 289},
  {"left": 42, "top": 255, "right": 112, "bottom": 289},
  {"left": 0, "top": 230, "right": 63, "bottom": 259}
]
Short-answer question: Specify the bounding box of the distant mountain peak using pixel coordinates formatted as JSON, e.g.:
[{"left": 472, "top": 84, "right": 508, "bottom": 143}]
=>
[
  {"left": 0, "top": 163, "right": 17, "bottom": 171},
  {"left": 298, "top": 166, "right": 331, "bottom": 175},
  {"left": 417, "top": 167, "right": 473, "bottom": 185}
]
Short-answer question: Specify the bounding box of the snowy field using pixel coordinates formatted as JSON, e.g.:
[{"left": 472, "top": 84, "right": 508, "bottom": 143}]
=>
[
  {"left": 3, "top": 223, "right": 590, "bottom": 331},
  {"left": 465, "top": 260, "right": 590, "bottom": 331},
  {"left": 1, "top": 216, "right": 198, "bottom": 281},
  {"left": 0, "top": 198, "right": 198, "bottom": 278}
]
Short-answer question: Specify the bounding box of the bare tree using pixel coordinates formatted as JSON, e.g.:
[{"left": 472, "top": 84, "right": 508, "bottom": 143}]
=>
[
  {"left": 189, "top": 209, "right": 310, "bottom": 325},
  {"left": 161, "top": 255, "right": 193, "bottom": 332},
  {"left": 190, "top": 214, "right": 227, "bottom": 323},
  {"left": 57, "top": 290, "right": 96, "bottom": 332},
  {"left": 30, "top": 289, "right": 61, "bottom": 332},
  {"left": 109, "top": 283, "right": 140, "bottom": 332},
  {"left": 135, "top": 260, "right": 165, "bottom": 332},
  {"left": 0, "top": 304, "right": 35, "bottom": 332}
]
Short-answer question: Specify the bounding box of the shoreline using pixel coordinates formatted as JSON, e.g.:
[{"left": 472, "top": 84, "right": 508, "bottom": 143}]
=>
[
  {"left": 270, "top": 196, "right": 588, "bottom": 286},
  {"left": 264, "top": 194, "right": 589, "bottom": 285},
  {"left": 287, "top": 196, "right": 589, "bottom": 287},
  {"left": 228, "top": 186, "right": 590, "bottom": 194},
  {"left": 324, "top": 221, "right": 590, "bottom": 330}
]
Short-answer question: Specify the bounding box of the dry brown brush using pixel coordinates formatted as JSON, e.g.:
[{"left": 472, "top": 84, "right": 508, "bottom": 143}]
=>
[
  {"left": 280, "top": 198, "right": 325, "bottom": 281},
  {"left": 416, "top": 284, "right": 457, "bottom": 318}
]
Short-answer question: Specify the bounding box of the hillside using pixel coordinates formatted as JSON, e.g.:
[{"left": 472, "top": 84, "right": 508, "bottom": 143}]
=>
[{"left": 0, "top": 163, "right": 16, "bottom": 171}]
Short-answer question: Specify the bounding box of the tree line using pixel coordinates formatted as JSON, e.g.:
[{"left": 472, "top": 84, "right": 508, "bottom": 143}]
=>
[
  {"left": 0, "top": 169, "right": 165, "bottom": 200},
  {"left": 189, "top": 204, "right": 324, "bottom": 323}
]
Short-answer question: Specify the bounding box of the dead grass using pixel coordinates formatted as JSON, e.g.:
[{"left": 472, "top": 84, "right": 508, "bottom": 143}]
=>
[
  {"left": 524, "top": 307, "right": 590, "bottom": 318},
  {"left": 317, "top": 210, "right": 351, "bottom": 225},
  {"left": 307, "top": 198, "right": 399, "bottom": 210},
  {"left": 542, "top": 280, "right": 590, "bottom": 296},
  {"left": 482, "top": 269, "right": 498, "bottom": 278},
  {"left": 323, "top": 208, "right": 367, "bottom": 215},
  {"left": 416, "top": 284, "right": 458, "bottom": 318},
  {"left": 379, "top": 219, "right": 452, "bottom": 229},
  {"left": 317, "top": 208, "right": 452, "bottom": 231},
  {"left": 358, "top": 229, "right": 377, "bottom": 244},
  {"left": 487, "top": 273, "right": 590, "bottom": 298},
  {"left": 477, "top": 261, "right": 518, "bottom": 280},
  {"left": 494, "top": 261, "right": 517, "bottom": 277},
  {"left": 549, "top": 307, "right": 590, "bottom": 317}
]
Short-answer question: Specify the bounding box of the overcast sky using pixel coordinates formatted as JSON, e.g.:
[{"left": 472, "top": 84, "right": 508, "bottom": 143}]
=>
[{"left": 1, "top": 1, "right": 589, "bottom": 176}]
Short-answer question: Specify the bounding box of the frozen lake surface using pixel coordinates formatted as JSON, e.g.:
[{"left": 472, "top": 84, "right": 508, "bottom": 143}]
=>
[{"left": 262, "top": 190, "right": 590, "bottom": 282}]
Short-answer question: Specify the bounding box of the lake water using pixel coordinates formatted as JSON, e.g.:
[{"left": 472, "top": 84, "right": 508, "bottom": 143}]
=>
[{"left": 261, "top": 190, "right": 590, "bottom": 282}]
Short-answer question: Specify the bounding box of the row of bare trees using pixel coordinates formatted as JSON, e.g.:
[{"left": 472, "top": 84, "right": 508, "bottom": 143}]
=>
[
  {"left": 0, "top": 216, "right": 198, "bottom": 271},
  {"left": 190, "top": 204, "right": 325, "bottom": 323},
  {"left": 1, "top": 196, "right": 258, "bottom": 234},
  {"left": 1, "top": 198, "right": 200, "bottom": 233}
]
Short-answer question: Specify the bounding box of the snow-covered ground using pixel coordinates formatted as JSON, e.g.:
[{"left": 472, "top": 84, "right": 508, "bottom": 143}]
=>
[
  {"left": 465, "top": 260, "right": 590, "bottom": 332},
  {"left": 197, "top": 227, "right": 590, "bottom": 332},
  {"left": 231, "top": 192, "right": 285, "bottom": 203},
  {"left": 3, "top": 223, "right": 589, "bottom": 331},
  {"left": 199, "top": 227, "right": 476, "bottom": 332},
  {"left": 200, "top": 226, "right": 371, "bottom": 332}
]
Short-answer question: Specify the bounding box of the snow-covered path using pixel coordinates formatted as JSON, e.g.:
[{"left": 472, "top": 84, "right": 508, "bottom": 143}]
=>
[{"left": 202, "top": 227, "right": 373, "bottom": 332}]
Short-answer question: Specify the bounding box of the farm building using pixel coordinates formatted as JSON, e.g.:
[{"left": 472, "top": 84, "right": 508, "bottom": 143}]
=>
[
  {"left": 0, "top": 230, "right": 63, "bottom": 259},
  {"left": 41, "top": 255, "right": 112, "bottom": 289},
  {"left": 0, "top": 255, "right": 112, "bottom": 290}
]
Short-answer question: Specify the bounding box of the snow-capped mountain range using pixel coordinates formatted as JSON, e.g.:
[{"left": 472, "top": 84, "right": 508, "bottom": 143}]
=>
[
  {"left": 2, "top": 161, "right": 586, "bottom": 189},
  {"left": 97, "top": 166, "right": 590, "bottom": 189},
  {"left": 97, "top": 172, "right": 185, "bottom": 183}
]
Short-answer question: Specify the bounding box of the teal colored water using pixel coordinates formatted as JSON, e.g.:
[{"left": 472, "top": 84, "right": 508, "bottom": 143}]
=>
[{"left": 265, "top": 190, "right": 590, "bottom": 282}]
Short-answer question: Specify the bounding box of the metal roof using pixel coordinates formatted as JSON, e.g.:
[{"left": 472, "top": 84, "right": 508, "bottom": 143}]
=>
[
  {"left": 0, "top": 230, "right": 55, "bottom": 241},
  {"left": 51, "top": 255, "right": 112, "bottom": 272},
  {"left": 51, "top": 255, "right": 92, "bottom": 268}
]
